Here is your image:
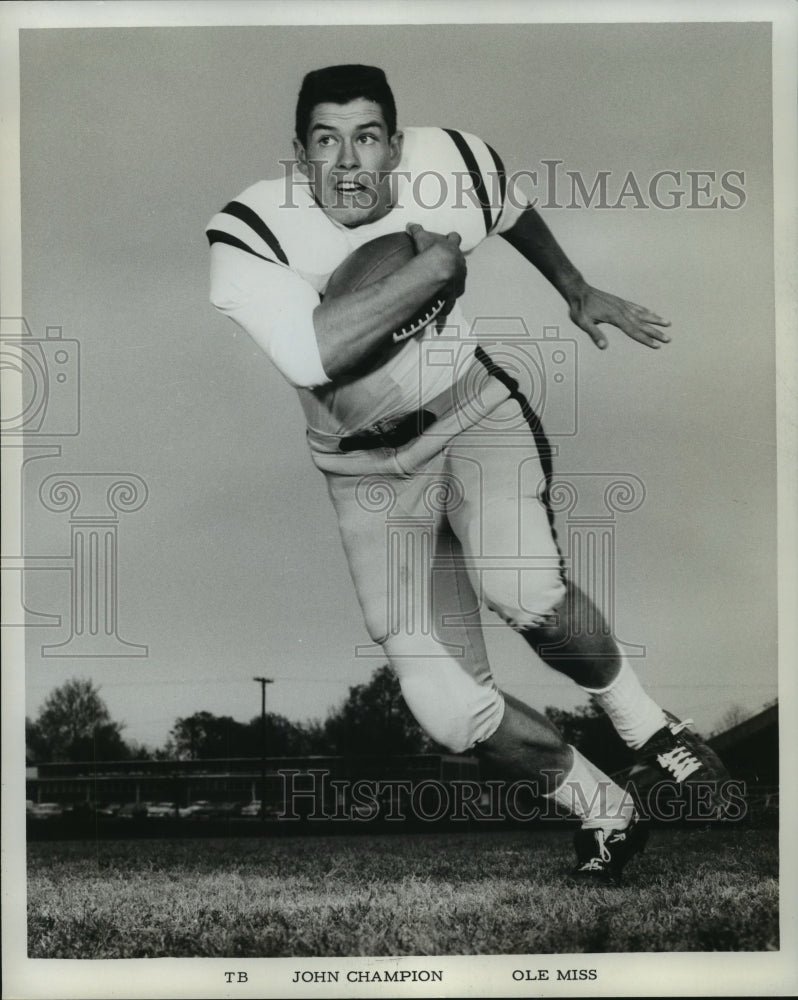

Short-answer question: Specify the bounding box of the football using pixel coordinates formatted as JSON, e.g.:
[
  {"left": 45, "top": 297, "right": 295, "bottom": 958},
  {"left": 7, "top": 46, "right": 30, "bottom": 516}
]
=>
[{"left": 323, "top": 232, "right": 447, "bottom": 343}]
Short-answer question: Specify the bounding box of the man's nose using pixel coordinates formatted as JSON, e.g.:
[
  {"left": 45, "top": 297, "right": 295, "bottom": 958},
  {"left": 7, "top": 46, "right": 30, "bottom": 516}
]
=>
[{"left": 336, "top": 140, "right": 360, "bottom": 170}]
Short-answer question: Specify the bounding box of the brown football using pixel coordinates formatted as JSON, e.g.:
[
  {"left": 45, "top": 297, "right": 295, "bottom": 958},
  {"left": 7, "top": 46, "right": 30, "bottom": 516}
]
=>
[{"left": 323, "top": 232, "right": 446, "bottom": 343}]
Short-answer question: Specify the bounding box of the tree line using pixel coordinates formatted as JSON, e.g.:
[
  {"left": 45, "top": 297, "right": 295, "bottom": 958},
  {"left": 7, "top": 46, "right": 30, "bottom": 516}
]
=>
[{"left": 26, "top": 669, "right": 635, "bottom": 775}]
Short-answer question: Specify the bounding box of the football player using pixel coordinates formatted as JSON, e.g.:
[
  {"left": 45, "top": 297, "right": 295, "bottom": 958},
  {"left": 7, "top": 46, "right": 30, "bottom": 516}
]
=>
[{"left": 208, "top": 64, "right": 729, "bottom": 884}]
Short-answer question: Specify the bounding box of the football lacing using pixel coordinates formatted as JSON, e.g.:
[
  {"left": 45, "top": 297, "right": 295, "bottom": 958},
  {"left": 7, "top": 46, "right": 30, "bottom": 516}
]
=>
[{"left": 392, "top": 298, "right": 447, "bottom": 343}]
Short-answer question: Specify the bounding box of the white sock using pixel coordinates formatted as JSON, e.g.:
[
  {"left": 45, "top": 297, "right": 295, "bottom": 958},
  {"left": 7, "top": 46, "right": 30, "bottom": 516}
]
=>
[
  {"left": 544, "top": 746, "right": 635, "bottom": 833},
  {"left": 583, "top": 658, "right": 668, "bottom": 750}
]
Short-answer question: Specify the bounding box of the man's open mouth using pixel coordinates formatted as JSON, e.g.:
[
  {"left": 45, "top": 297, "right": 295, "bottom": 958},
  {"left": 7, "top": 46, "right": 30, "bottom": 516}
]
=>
[{"left": 335, "top": 180, "right": 369, "bottom": 195}]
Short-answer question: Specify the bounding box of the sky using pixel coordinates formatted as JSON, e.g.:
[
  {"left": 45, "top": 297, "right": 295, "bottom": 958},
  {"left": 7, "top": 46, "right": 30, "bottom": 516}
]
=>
[{"left": 11, "top": 20, "right": 781, "bottom": 750}]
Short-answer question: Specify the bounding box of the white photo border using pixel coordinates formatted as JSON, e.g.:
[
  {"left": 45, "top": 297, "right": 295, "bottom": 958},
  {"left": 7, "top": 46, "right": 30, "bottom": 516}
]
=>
[{"left": 2, "top": 2, "right": 796, "bottom": 997}]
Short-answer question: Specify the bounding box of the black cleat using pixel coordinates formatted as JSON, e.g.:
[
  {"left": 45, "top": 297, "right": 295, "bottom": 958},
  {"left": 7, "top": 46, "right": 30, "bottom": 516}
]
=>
[
  {"left": 571, "top": 814, "right": 649, "bottom": 886},
  {"left": 631, "top": 712, "right": 731, "bottom": 818}
]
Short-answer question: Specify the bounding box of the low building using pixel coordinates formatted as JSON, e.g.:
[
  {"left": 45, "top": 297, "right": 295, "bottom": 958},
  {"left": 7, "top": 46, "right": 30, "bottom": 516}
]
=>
[
  {"left": 708, "top": 700, "right": 778, "bottom": 805},
  {"left": 25, "top": 753, "right": 479, "bottom": 816}
]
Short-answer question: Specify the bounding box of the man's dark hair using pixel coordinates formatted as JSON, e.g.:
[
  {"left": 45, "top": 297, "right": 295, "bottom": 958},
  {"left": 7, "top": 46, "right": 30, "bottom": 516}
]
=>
[{"left": 295, "top": 64, "right": 397, "bottom": 145}]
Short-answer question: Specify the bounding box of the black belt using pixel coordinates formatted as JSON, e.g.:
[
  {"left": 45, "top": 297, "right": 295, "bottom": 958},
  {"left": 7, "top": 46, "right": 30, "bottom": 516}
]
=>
[{"left": 338, "top": 409, "right": 438, "bottom": 452}]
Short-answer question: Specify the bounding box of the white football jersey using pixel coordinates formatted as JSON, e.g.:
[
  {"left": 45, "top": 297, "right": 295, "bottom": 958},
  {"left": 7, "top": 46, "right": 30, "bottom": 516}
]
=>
[{"left": 208, "top": 126, "right": 528, "bottom": 434}]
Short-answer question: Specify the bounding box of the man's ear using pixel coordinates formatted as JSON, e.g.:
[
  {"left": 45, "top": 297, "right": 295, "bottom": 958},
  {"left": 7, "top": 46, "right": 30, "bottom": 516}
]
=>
[
  {"left": 293, "top": 137, "right": 309, "bottom": 178},
  {"left": 389, "top": 130, "right": 404, "bottom": 168}
]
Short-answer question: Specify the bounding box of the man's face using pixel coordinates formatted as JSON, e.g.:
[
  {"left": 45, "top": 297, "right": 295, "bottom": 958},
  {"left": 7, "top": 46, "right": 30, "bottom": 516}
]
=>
[{"left": 294, "top": 99, "right": 403, "bottom": 228}]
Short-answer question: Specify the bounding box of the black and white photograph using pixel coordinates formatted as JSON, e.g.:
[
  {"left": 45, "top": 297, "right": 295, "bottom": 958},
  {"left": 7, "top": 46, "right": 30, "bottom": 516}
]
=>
[{"left": 2, "top": 1, "right": 796, "bottom": 997}]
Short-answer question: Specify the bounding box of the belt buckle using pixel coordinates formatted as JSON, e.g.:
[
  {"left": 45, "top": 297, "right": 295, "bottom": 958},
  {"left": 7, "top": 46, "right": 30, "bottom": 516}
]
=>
[
  {"left": 338, "top": 409, "right": 436, "bottom": 453},
  {"left": 372, "top": 419, "right": 396, "bottom": 448}
]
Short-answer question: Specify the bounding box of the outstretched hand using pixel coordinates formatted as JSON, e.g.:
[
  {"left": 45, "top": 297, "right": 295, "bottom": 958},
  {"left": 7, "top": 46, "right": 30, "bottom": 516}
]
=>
[{"left": 567, "top": 284, "right": 671, "bottom": 350}]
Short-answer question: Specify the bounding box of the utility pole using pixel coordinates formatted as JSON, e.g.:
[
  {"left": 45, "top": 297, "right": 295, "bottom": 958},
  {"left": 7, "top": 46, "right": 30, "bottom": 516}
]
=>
[{"left": 253, "top": 677, "right": 273, "bottom": 821}]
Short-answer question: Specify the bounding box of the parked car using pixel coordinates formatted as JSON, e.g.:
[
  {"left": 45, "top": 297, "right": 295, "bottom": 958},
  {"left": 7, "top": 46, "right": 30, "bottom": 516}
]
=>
[
  {"left": 178, "top": 800, "right": 212, "bottom": 819},
  {"left": 118, "top": 801, "right": 150, "bottom": 819},
  {"left": 146, "top": 802, "right": 177, "bottom": 819},
  {"left": 241, "top": 800, "right": 280, "bottom": 819},
  {"left": 95, "top": 803, "right": 121, "bottom": 817},
  {"left": 29, "top": 802, "right": 64, "bottom": 819},
  {"left": 179, "top": 800, "right": 243, "bottom": 819},
  {"left": 210, "top": 801, "right": 243, "bottom": 818}
]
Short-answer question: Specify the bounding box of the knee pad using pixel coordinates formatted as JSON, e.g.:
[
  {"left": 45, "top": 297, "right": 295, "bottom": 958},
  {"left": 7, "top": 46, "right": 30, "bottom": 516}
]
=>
[{"left": 393, "top": 660, "right": 505, "bottom": 754}]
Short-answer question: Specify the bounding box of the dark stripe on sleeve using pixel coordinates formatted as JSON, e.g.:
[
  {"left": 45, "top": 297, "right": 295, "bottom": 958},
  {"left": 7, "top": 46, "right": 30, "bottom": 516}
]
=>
[
  {"left": 443, "top": 128, "right": 493, "bottom": 237},
  {"left": 206, "top": 229, "right": 280, "bottom": 265},
  {"left": 220, "top": 200, "right": 290, "bottom": 266},
  {"left": 486, "top": 144, "right": 507, "bottom": 232}
]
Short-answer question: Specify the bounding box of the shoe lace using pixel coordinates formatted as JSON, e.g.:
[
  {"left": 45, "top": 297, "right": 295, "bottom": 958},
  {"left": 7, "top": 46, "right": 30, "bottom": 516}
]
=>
[
  {"left": 668, "top": 717, "right": 694, "bottom": 736},
  {"left": 580, "top": 828, "right": 612, "bottom": 867},
  {"left": 657, "top": 746, "right": 701, "bottom": 781}
]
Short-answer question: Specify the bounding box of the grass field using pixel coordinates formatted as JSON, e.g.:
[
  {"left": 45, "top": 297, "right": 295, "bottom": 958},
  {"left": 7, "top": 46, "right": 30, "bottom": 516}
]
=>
[{"left": 27, "top": 827, "right": 778, "bottom": 958}]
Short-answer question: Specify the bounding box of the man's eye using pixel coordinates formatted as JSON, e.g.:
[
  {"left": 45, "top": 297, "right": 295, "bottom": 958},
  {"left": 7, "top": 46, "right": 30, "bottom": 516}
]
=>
[
  {"left": 357, "top": 134, "right": 377, "bottom": 144},
  {"left": 317, "top": 135, "right": 336, "bottom": 147}
]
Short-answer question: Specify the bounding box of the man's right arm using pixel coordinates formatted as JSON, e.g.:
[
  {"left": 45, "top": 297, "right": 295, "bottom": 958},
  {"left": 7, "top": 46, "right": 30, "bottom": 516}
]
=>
[
  {"left": 313, "top": 227, "right": 465, "bottom": 379},
  {"left": 210, "top": 226, "right": 465, "bottom": 388}
]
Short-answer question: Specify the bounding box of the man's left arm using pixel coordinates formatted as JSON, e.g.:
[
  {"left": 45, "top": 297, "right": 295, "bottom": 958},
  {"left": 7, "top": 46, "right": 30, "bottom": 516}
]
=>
[{"left": 500, "top": 206, "right": 671, "bottom": 350}]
